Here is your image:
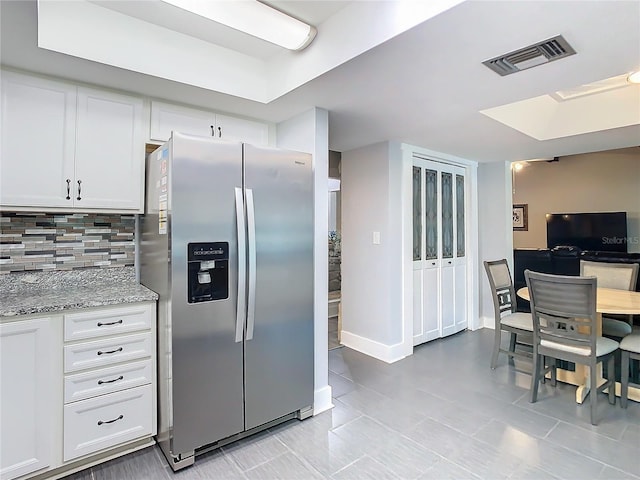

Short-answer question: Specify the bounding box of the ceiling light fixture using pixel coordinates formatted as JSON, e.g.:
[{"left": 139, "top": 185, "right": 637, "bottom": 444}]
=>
[
  {"left": 160, "top": 0, "right": 317, "bottom": 51},
  {"left": 628, "top": 71, "right": 640, "bottom": 84}
]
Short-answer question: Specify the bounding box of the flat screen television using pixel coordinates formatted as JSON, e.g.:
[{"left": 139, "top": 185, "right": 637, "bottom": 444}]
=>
[{"left": 546, "top": 212, "right": 628, "bottom": 252}]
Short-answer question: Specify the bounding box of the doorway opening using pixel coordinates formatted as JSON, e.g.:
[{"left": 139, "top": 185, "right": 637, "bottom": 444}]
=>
[{"left": 328, "top": 151, "right": 342, "bottom": 350}]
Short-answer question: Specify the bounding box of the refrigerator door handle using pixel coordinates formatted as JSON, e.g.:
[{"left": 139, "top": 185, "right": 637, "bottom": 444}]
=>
[
  {"left": 246, "top": 188, "right": 257, "bottom": 341},
  {"left": 234, "top": 187, "right": 246, "bottom": 343}
]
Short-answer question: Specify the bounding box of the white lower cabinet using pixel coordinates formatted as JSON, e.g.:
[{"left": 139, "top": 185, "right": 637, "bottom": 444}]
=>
[
  {"left": 0, "top": 302, "right": 156, "bottom": 480},
  {"left": 64, "top": 359, "right": 153, "bottom": 404},
  {"left": 63, "top": 331, "right": 153, "bottom": 373},
  {"left": 63, "top": 384, "right": 154, "bottom": 461},
  {"left": 0, "top": 318, "right": 54, "bottom": 480}
]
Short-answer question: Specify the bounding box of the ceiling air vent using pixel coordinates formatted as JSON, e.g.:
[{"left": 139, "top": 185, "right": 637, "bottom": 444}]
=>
[{"left": 483, "top": 35, "right": 576, "bottom": 76}]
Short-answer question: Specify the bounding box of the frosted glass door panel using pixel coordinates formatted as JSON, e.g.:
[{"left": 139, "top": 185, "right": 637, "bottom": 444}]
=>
[
  {"left": 441, "top": 172, "right": 453, "bottom": 259},
  {"left": 413, "top": 166, "right": 422, "bottom": 261},
  {"left": 425, "top": 169, "right": 438, "bottom": 261},
  {"left": 456, "top": 174, "right": 465, "bottom": 258}
]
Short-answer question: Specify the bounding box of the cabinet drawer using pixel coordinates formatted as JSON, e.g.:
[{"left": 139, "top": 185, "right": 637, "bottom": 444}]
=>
[
  {"left": 64, "top": 359, "right": 153, "bottom": 404},
  {"left": 65, "top": 304, "right": 152, "bottom": 341},
  {"left": 64, "top": 332, "right": 152, "bottom": 373},
  {"left": 63, "top": 384, "right": 153, "bottom": 461}
]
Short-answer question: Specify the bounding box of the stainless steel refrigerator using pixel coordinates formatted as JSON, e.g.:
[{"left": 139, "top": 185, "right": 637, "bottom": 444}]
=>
[{"left": 140, "top": 132, "right": 314, "bottom": 471}]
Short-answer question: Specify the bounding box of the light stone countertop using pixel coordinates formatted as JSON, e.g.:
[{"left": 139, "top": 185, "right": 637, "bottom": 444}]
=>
[{"left": 0, "top": 267, "right": 158, "bottom": 317}]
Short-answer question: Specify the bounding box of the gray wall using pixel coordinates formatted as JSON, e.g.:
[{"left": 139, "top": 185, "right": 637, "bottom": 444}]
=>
[{"left": 477, "top": 161, "right": 513, "bottom": 328}]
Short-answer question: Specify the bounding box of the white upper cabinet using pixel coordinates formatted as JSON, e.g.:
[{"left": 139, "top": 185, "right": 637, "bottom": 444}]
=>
[
  {"left": 216, "top": 113, "right": 270, "bottom": 146},
  {"left": 0, "top": 70, "right": 145, "bottom": 212},
  {"left": 149, "top": 100, "right": 270, "bottom": 146},
  {"left": 75, "top": 87, "right": 144, "bottom": 210},
  {"left": 149, "top": 101, "right": 214, "bottom": 141},
  {"left": 1, "top": 72, "right": 77, "bottom": 208}
]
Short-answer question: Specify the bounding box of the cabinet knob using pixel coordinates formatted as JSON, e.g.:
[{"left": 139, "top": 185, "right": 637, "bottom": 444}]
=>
[
  {"left": 76, "top": 180, "right": 82, "bottom": 201},
  {"left": 66, "top": 179, "right": 71, "bottom": 200}
]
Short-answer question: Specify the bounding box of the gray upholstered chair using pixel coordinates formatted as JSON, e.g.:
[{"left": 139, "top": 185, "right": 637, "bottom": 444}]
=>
[
  {"left": 484, "top": 259, "right": 533, "bottom": 369},
  {"left": 620, "top": 332, "right": 640, "bottom": 408},
  {"left": 525, "top": 270, "right": 619, "bottom": 425},
  {"left": 580, "top": 260, "right": 639, "bottom": 338}
]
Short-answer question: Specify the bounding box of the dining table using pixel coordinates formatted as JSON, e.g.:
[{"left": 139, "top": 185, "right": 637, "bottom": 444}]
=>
[{"left": 517, "top": 286, "right": 640, "bottom": 404}]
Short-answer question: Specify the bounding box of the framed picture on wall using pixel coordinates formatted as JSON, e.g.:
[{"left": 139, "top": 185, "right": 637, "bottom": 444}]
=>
[{"left": 513, "top": 204, "right": 528, "bottom": 231}]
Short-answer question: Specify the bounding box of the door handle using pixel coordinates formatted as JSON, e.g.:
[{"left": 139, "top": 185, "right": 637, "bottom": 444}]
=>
[
  {"left": 66, "top": 179, "right": 71, "bottom": 200},
  {"left": 234, "top": 187, "right": 246, "bottom": 343},
  {"left": 246, "top": 188, "right": 256, "bottom": 341},
  {"left": 218, "top": 126, "right": 222, "bottom": 138},
  {"left": 76, "top": 180, "right": 82, "bottom": 201}
]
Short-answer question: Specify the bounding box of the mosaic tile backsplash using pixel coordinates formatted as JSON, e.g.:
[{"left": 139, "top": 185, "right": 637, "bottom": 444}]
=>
[{"left": 0, "top": 213, "right": 135, "bottom": 274}]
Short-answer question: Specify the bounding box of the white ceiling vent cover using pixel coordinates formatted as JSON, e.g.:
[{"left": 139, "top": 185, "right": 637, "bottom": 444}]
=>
[{"left": 483, "top": 35, "right": 576, "bottom": 76}]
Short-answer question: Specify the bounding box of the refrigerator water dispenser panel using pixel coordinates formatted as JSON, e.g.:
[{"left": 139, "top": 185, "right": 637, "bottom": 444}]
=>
[{"left": 187, "top": 242, "right": 229, "bottom": 303}]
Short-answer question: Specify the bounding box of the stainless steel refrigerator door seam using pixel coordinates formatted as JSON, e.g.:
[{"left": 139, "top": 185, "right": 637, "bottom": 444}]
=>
[
  {"left": 245, "top": 188, "right": 257, "bottom": 341},
  {"left": 234, "top": 187, "right": 247, "bottom": 343}
]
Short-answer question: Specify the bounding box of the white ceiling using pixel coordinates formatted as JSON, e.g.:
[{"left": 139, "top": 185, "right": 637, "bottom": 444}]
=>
[{"left": 2, "top": 0, "right": 639, "bottom": 163}]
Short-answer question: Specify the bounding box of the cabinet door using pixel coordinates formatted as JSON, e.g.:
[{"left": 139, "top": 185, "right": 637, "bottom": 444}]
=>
[
  {"left": 1, "top": 71, "right": 76, "bottom": 208},
  {"left": 1, "top": 318, "right": 53, "bottom": 480},
  {"left": 75, "top": 87, "right": 144, "bottom": 211},
  {"left": 216, "top": 113, "right": 269, "bottom": 145},
  {"left": 149, "top": 101, "right": 215, "bottom": 142}
]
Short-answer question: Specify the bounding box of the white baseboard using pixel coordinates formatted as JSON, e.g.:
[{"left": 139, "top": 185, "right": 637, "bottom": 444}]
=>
[
  {"left": 313, "top": 385, "right": 333, "bottom": 415},
  {"left": 481, "top": 316, "right": 495, "bottom": 329},
  {"left": 340, "top": 330, "right": 408, "bottom": 364}
]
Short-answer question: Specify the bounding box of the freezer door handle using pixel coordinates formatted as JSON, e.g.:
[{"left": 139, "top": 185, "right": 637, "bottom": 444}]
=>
[
  {"left": 246, "top": 188, "right": 257, "bottom": 341},
  {"left": 235, "top": 187, "right": 246, "bottom": 343}
]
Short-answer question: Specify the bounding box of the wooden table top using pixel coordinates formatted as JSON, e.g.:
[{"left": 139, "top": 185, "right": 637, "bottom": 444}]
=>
[{"left": 516, "top": 286, "right": 640, "bottom": 315}]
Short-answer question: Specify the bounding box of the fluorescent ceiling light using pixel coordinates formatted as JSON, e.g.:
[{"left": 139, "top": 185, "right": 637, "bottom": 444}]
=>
[
  {"left": 628, "top": 71, "right": 640, "bottom": 84},
  {"left": 160, "top": 0, "right": 316, "bottom": 51}
]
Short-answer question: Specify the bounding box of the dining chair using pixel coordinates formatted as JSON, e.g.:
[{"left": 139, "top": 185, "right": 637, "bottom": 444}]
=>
[
  {"left": 579, "top": 260, "right": 639, "bottom": 338},
  {"left": 620, "top": 332, "right": 640, "bottom": 408},
  {"left": 525, "top": 270, "right": 619, "bottom": 425},
  {"left": 484, "top": 259, "right": 533, "bottom": 369}
]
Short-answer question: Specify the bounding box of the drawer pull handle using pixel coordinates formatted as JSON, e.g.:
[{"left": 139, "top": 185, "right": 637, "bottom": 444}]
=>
[
  {"left": 97, "top": 347, "right": 123, "bottom": 356},
  {"left": 98, "top": 414, "right": 124, "bottom": 426},
  {"left": 98, "top": 375, "right": 124, "bottom": 385},
  {"left": 97, "top": 319, "right": 123, "bottom": 327}
]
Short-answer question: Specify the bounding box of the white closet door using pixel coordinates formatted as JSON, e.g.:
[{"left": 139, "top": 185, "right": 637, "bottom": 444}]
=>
[{"left": 412, "top": 157, "right": 468, "bottom": 345}]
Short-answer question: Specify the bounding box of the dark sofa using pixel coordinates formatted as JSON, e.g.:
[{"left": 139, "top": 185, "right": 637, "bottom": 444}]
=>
[{"left": 513, "top": 247, "right": 640, "bottom": 312}]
